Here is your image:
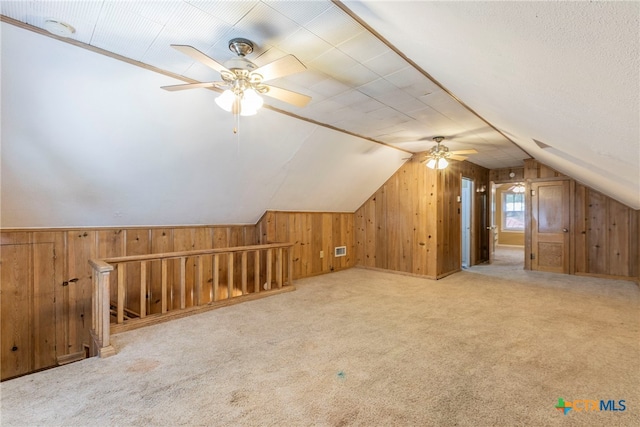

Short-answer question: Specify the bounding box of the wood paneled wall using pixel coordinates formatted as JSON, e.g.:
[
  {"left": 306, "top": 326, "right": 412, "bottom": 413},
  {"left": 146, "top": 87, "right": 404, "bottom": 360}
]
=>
[
  {"left": 0, "top": 225, "right": 256, "bottom": 379},
  {"left": 256, "top": 211, "right": 355, "bottom": 279},
  {"left": 523, "top": 159, "right": 639, "bottom": 280},
  {"left": 355, "top": 157, "right": 490, "bottom": 278},
  {"left": 574, "top": 185, "right": 640, "bottom": 279},
  {"left": 490, "top": 167, "right": 525, "bottom": 183}
]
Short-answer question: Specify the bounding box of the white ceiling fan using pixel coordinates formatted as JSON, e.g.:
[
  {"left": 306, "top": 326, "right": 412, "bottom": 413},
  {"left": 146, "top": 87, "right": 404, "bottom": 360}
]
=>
[
  {"left": 161, "top": 38, "right": 311, "bottom": 116},
  {"left": 421, "top": 136, "right": 478, "bottom": 169}
]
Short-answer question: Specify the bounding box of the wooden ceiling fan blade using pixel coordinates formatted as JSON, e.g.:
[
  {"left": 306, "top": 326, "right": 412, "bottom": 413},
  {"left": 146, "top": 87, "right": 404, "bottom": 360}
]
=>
[
  {"left": 450, "top": 149, "right": 478, "bottom": 155},
  {"left": 253, "top": 55, "right": 306, "bottom": 82},
  {"left": 262, "top": 84, "right": 311, "bottom": 107},
  {"left": 161, "top": 81, "right": 223, "bottom": 91},
  {"left": 449, "top": 154, "right": 469, "bottom": 161},
  {"left": 171, "top": 45, "right": 231, "bottom": 74}
]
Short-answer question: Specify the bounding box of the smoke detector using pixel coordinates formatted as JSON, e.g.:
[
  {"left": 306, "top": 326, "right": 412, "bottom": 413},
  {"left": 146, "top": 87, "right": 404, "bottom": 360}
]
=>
[{"left": 43, "top": 19, "right": 75, "bottom": 37}]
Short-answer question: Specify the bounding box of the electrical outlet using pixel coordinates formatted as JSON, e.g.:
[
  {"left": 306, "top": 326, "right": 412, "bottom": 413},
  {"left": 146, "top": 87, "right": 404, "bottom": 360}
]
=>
[{"left": 320, "top": 250, "right": 324, "bottom": 259}]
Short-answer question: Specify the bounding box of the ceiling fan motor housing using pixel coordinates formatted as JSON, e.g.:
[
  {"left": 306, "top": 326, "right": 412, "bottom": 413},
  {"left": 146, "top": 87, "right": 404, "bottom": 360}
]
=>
[{"left": 224, "top": 38, "right": 259, "bottom": 82}]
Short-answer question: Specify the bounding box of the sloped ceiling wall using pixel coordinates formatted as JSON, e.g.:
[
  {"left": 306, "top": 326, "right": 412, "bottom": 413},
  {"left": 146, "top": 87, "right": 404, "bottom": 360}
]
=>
[
  {"left": 0, "top": 23, "right": 406, "bottom": 227},
  {"left": 346, "top": 1, "right": 640, "bottom": 209}
]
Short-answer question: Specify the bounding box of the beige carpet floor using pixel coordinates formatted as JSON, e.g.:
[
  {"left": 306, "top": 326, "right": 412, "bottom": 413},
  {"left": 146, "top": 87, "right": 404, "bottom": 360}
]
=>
[{"left": 1, "top": 252, "right": 639, "bottom": 426}]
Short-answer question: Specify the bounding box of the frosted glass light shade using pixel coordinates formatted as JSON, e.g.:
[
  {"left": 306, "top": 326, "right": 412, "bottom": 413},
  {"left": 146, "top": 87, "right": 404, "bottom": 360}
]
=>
[
  {"left": 426, "top": 157, "right": 449, "bottom": 169},
  {"left": 216, "top": 88, "right": 264, "bottom": 116},
  {"left": 215, "top": 90, "right": 236, "bottom": 112},
  {"left": 242, "top": 89, "right": 263, "bottom": 110},
  {"left": 437, "top": 158, "right": 448, "bottom": 169}
]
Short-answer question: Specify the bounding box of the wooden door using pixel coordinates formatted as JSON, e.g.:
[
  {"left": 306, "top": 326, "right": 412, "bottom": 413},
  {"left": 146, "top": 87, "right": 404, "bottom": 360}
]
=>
[
  {"left": 1, "top": 243, "right": 57, "bottom": 381},
  {"left": 531, "top": 180, "right": 570, "bottom": 273}
]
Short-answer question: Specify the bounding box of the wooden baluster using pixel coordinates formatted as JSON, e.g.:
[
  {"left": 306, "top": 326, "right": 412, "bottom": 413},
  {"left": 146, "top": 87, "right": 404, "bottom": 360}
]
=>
[
  {"left": 92, "top": 272, "right": 98, "bottom": 333},
  {"left": 195, "top": 256, "right": 202, "bottom": 306},
  {"left": 227, "top": 253, "right": 234, "bottom": 299},
  {"left": 213, "top": 254, "right": 219, "bottom": 302},
  {"left": 117, "top": 264, "right": 125, "bottom": 324},
  {"left": 161, "top": 259, "right": 168, "bottom": 314},
  {"left": 276, "top": 248, "right": 283, "bottom": 289},
  {"left": 254, "top": 250, "right": 260, "bottom": 293},
  {"left": 266, "top": 249, "right": 272, "bottom": 290},
  {"left": 101, "top": 269, "right": 112, "bottom": 352},
  {"left": 241, "top": 251, "right": 247, "bottom": 295},
  {"left": 288, "top": 246, "right": 293, "bottom": 285},
  {"left": 140, "top": 261, "right": 147, "bottom": 319},
  {"left": 179, "top": 257, "right": 186, "bottom": 310}
]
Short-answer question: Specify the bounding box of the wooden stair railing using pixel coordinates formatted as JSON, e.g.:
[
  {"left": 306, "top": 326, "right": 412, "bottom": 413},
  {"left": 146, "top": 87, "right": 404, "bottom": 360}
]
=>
[{"left": 89, "top": 243, "right": 294, "bottom": 358}]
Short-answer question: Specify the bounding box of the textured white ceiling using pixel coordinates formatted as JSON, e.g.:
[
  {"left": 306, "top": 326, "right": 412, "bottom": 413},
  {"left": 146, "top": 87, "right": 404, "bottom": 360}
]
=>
[{"left": 345, "top": 0, "right": 640, "bottom": 208}]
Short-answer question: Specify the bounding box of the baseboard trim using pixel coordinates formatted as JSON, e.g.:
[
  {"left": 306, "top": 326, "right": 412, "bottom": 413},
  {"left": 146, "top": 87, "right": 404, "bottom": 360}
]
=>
[
  {"left": 57, "top": 351, "right": 85, "bottom": 365},
  {"left": 354, "top": 265, "right": 438, "bottom": 280}
]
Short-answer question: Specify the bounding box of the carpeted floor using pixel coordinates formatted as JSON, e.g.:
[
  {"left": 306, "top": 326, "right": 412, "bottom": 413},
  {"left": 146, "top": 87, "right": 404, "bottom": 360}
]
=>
[{"left": 1, "top": 253, "right": 638, "bottom": 426}]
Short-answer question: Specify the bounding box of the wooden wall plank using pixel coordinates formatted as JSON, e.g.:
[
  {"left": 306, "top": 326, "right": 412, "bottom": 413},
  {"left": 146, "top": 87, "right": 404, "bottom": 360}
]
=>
[
  {"left": 125, "top": 229, "right": 150, "bottom": 320},
  {"left": 413, "top": 158, "right": 428, "bottom": 275},
  {"left": 311, "top": 214, "right": 323, "bottom": 274},
  {"left": 66, "top": 230, "right": 96, "bottom": 353},
  {"left": 301, "top": 213, "right": 312, "bottom": 275},
  {"left": 375, "top": 184, "right": 388, "bottom": 270},
  {"left": 586, "top": 190, "right": 608, "bottom": 275},
  {"left": 322, "top": 213, "right": 333, "bottom": 272},
  {"left": 344, "top": 213, "right": 355, "bottom": 270},
  {"left": 363, "top": 196, "right": 376, "bottom": 267},
  {"left": 609, "top": 199, "right": 630, "bottom": 277},
  {"left": 150, "top": 229, "right": 173, "bottom": 314},
  {"left": 31, "top": 242, "right": 57, "bottom": 371},
  {"left": 631, "top": 210, "right": 640, "bottom": 279},
  {"left": 574, "top": 184, "right": 587, "bottom": 273},
  {"left": 1, "top": 243, "right": 33, "bottom": 380}
]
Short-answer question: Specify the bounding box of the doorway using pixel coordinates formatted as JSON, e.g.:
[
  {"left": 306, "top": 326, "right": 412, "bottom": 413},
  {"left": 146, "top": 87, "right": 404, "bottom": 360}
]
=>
[
  {"left": 461, "top": 177, "right": 473, "bottom": 268},
  {"left": 491, "top": 182, "right": 525, "bottom": 267}
]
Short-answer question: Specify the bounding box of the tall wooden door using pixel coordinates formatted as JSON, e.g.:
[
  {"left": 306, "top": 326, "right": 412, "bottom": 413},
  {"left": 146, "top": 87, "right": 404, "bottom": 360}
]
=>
[
  {"left": 1, "top": 243, "right": 57, "bottom": 380},
  {"left": 531, "top": 180, "right": 570, "bottom": 273}
]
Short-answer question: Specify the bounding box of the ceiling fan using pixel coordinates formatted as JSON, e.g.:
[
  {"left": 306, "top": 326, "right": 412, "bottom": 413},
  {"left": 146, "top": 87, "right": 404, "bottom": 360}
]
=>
[
  {"left": 421, "top": 136, "right": 478, "bottom": 169},
  {"left": 161, "top": 38, "right": 311, "bottom": 116}
]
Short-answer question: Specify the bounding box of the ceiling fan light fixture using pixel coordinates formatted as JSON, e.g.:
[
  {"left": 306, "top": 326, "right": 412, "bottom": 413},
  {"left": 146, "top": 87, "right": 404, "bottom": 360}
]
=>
[
  {"left": 241, "top": 88, "right": 263, "bottom": 111},
  {"left": 437, "top": 158, "right": 449, "bottom": 169},
  {"left": 512, "top": 183, "right": 526, "bottom": 193},
  {"left": 215, "top": 89, "right": 236, "bottom": 112},
  {"left": 215, "top": 88, "right": 264, "bottom": 116},
  {"left": 426, "top": 158, "right": 437, "bottom": 169}
]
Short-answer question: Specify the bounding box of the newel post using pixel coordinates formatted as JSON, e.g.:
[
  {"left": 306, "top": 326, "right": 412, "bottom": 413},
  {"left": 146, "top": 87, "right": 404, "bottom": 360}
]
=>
[{"left": 89, "top": 259, "right": 117, "bottom": 358}]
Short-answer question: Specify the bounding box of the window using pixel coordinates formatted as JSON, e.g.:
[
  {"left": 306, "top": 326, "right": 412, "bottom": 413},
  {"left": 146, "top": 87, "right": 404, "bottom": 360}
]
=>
[{"left": 502, "top": 192, "right": 525, "bottom": 230}]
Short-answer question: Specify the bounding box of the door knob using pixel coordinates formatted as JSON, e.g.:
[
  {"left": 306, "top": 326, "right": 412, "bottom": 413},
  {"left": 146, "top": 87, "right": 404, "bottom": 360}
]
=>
[{"left": 563, "top": 228, "right": 568, "bottom": 232}]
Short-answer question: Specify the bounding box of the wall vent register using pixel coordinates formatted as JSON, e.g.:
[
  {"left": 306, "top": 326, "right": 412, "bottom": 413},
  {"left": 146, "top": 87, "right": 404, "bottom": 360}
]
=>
[{"left": 334, "top": 246, "right": 347, "bottom": 257}]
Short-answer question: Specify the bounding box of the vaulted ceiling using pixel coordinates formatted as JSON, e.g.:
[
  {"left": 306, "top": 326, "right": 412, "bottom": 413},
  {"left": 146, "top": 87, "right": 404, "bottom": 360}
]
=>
[{"left": 1, "top": 1, "right": 638, "bottom": 227}]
